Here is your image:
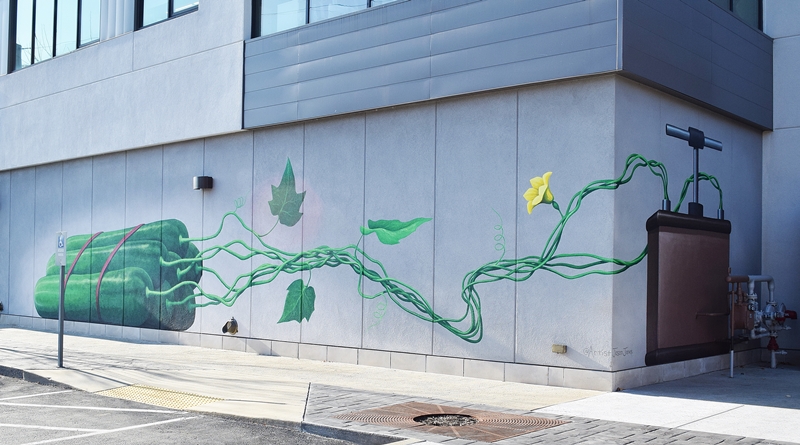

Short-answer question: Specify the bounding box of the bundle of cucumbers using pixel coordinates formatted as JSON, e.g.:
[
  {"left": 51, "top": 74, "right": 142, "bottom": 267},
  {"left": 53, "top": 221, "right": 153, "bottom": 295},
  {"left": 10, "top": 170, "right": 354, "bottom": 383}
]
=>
[{"left": 34, "top": 219, "right": 202, "bottom": 330}]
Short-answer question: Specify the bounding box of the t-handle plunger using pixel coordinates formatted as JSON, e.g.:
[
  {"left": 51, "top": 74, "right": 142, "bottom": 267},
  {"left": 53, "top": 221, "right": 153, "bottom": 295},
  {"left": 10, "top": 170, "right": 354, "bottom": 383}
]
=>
[{"left": 665, "top": 124, "right": 722, "bottom": 217}]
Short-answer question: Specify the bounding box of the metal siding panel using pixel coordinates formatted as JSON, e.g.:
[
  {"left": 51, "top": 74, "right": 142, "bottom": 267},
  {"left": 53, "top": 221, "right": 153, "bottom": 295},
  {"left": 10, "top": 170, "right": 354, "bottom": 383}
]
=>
[
  {"left": 431, "top": 45, "right": 617, "bottom": 99},
  {"left": 711, "top": 40, "right": 772, "bottom": 90},
  {"left": 711, "top": 63, "right": 771, "bottom": 109},
  {"left": 297, "top": 78, "right": 430, "bottom": 120},
  {"left": 298, "top": 14, "right": 431, "bottom": 63},
  {"left": 622, "top": 0, "right": 772, "bottom": 129},
  {"left": 430, "top": 0, "right": 616, "bottom": 56},
  {"left": 623, "top": 44, "right": 771, "bottom": 128},
  {"left": 245, "top": 84, "right": 299, "bottom": 110},
  {"left": 710, "top": 20, "right": 771, "bottom": 68},
  {"left": 624, "top": 19, "right": 714, "bottom": 83},
  {"left": 245, "top": 46, "right": 300, "bottom": 75},
  {"left": 298, "top": 57, "right": 430, "bottom": 100},
  {"left": 245, "top": 65, "right": 300, "bottom": 93},
  {"left": 244, "top": 102, "right": 299, "bottom": 128},
  {"left": 430, "top": 0, "right": 584, "bottom": 33},
  {"left": 297, "top": 35, "right": 430, "bottom": 82},
  {"left": 624, "top": 0, "right": 713, "bottom": 60},
  {"left": 430, "top": 0, "right": 480, "bottom": 13},
  {"left": 636, "top": 0, "right": 713, "bottom": 39},
  {"left": 687, "top": 0, "right": 772, "bottom": 53},
  {"left": 432, "top": 20, "right": 617, "bottom": 77}
]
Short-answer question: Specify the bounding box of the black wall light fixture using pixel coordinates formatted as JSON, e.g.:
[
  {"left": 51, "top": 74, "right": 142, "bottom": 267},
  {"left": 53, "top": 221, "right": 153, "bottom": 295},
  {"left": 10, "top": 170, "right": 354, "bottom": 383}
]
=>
[{"left": 193, "top": 176, "right": 213, "bottom": 190}]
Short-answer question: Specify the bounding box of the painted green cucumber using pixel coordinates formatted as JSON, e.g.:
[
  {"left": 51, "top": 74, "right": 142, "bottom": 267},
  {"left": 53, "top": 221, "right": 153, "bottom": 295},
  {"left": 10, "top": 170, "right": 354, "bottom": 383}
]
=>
[
  {"left": 34, "top": 267, "right": 158, "bottom": 327},
  {"left": 157, "top": 281, "right": 196, "bottom": 331},
  {"left": 44, "top": 241, "right": 181, "bottom": 290},
  {"left": 65, "top": 219, "right": 190, "bottom": 258},
  {"left": 177, "top": 242, "right": 202, "bottom": 284}
]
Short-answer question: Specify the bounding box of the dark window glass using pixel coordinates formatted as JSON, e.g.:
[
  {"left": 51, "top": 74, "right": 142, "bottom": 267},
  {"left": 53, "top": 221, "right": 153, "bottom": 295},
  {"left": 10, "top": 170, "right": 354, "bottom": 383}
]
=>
[
  {"left": 709, "top": 0, "right": 729, "bottom": 9},
  {"left": 56, "top": 0, "right": 79, "bottom": 56},
  {"left": 732, "top": 0, "right": 759, "bottom": 29},
  {"left": 309, "top": 0, "right": 366, "bottom": 23},
  {"left": 34, "top": 0, "right": 55, "bottom": 62},
  {"left": 142, "top": 0, "right": 169, "bottom": 27},
  {"left": 369, "top": 0, "right": 396, "bottom": 6},
  {"left": 80, "top": 0, "right": 101, "bottom": 45},
  {"left": 261, "top": 0, "right": 305, "bottom": 35},
  {"left": 174, "top": 0, "right": 199, "bottom": 14},
  {"left": 15, "top": 0, "right": 34, "bottom": 69}
]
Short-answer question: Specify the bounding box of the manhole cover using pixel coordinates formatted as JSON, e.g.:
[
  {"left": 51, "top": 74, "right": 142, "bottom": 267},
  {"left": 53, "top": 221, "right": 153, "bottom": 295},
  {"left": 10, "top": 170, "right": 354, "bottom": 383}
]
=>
[
  {"left": 414, "top": 413, "right": 477, "bottom": 427},
  {"left": 336, "top": 401, "right": 568, "bottom": 442}
]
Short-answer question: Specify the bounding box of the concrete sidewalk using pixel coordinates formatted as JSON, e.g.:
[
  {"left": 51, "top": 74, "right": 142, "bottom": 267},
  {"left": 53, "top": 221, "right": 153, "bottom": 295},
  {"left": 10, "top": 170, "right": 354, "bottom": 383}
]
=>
[{"left": 0, "top": 327, "right": 798, "bottom": 444}]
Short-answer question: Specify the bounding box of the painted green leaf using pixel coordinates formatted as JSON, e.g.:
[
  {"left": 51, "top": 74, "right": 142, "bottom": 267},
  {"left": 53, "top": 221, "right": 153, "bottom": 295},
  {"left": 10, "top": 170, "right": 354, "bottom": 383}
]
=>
[
  {"left": 269, "top": 159, "right": 306, "bottom": 227},
  {"left": 278, "top": 279, "right": 316, "bottom": 323},
  {"left": 360, "top": 217, "right": 432, "bottom": 245}
]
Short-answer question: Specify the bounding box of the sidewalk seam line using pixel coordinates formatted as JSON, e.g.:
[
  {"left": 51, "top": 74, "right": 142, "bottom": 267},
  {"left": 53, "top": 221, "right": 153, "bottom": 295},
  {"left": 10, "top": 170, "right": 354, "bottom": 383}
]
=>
[{"left": 673, "top": 404, "right": 745, "bottom": 429}]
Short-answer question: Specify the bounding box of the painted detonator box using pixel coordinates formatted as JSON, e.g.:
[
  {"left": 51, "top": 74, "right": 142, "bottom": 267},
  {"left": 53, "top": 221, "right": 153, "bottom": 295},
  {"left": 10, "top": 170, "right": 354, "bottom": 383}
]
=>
[{"left": 645, "top": 210, "right": 731, "bottom": 366}]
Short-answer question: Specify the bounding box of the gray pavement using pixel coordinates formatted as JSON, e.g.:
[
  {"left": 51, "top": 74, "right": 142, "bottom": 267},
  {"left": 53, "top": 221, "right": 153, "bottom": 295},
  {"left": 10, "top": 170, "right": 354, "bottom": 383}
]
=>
[{"left": 0, "top": 327, "right": 798, "bottom": 445}]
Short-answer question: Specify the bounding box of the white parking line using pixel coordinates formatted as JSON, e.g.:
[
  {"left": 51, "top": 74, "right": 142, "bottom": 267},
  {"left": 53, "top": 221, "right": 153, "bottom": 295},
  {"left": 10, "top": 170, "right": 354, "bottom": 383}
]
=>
[
  {"left": 0, "top": 390, "right": 73, "bottom": 401},
  {"left": 0, "top": 423, "right": 104, "bottom": 432},
  {"left": 20, "top": 416, "right": 199, "bottom": 444},
  {"left": 0, "top": 402, "right": 179, "bottom": 414}
]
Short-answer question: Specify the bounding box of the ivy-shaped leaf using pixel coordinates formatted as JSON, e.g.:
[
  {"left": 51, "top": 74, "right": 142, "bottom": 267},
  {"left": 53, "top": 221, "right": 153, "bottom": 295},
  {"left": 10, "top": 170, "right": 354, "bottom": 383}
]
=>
[
  {"left": 360, "top": 217, "right": 432, "bottom": 245},
  {"left": 278, "top": 279, "right": 316, "bottom": 323},
  {"left": 269, "top": 159, "right": 305, "bottom": 227}
]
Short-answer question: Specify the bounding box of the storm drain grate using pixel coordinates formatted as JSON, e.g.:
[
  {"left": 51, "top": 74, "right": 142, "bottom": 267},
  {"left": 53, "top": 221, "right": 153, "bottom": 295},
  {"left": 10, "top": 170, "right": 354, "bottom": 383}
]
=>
[
  {"left": 96, "top": 385, "right": 223, "bottom": 410},
  {"left": 336, "top": 401, "right": 568, "bottom": 443}
]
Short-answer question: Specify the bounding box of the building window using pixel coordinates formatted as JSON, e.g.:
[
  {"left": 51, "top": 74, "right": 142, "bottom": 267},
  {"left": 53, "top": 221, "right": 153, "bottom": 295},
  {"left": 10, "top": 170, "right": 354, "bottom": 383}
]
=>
[
  {"left": 710, "top": 0, "right": 762, "bottom": 30},
  {"left": 8, "top": 0, "right": 101, "bottom": 72},
  {"left": 252, "top": 0, "right": 395, "bottom": 38},
  {"left": 135, "top": 0, "right": 199, "bottom": 29}
]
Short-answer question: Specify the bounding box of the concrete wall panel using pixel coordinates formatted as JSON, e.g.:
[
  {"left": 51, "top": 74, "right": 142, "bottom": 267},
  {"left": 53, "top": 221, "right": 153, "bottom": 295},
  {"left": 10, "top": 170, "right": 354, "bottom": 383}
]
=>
[
  {"left": 300, "top": 115, "right": 365, "bottom": 348},
  {"left": 0, "top": 172, "right": 9, "bottom": 316},
  {"left": 162, "top": 140, "right": 204, "bottom": 332},
  {"left": 60, "top": 159, "right": 94, "bottom": 323},
  {"left": 200, "top": 132, "right": 255, "bottom": 338},
  {"left": 91, "top": 153, "right": 126, "bottom": 324},
  {"left": 0, "top": 0, "right": 244, "bottom": 171},
  {"left": 250, "top": 124, "right": 305, "bottom": 343},
  {"left": 432, "top": 91, "right": 517, "bottom": 362},
  {"left": 33, "top": 164, "right": 63, "bottom": 323},
  {"left": 773, "top": 36, "right": 800, "bottom": 130},
  {"left": 516, "top": 77, "right": 616, "bottom": 370},
  {"left": 362, "top": 104, "right": 436, "bottom": 355},
  {"left": 9, "top": 168, "right": 36, "bottom": 317}
]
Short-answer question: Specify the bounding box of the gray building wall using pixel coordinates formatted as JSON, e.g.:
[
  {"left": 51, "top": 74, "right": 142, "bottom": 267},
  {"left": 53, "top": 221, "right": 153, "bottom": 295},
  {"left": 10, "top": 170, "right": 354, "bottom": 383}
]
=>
[
  {"left": 762, "top": 0, "right": 800, "bottom": 353},
  {"left": 0, "top": 0, "right": 247, "bottom": 171}
]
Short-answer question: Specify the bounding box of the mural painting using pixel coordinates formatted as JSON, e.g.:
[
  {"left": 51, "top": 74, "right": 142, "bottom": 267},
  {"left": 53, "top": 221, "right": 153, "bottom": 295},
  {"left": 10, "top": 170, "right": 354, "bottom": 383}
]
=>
[{"left": 33, "top": 154, "right": 724, "bottom": 344}]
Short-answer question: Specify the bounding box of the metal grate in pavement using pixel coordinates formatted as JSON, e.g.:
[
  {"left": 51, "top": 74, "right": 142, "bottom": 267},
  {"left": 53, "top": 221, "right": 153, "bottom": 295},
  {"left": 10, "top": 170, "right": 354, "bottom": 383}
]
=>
[
  {"left": 96, "top": 385, "right": 223, "bottom": 410},
  {"left": 335, "top": 401, "right": 568, "bottom": 443}
]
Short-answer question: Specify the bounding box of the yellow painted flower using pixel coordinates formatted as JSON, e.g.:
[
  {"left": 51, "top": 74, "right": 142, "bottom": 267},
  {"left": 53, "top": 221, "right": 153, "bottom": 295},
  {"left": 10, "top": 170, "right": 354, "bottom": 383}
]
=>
[{"left": 524, "top": 172, "right": 554, "bottom": 214}]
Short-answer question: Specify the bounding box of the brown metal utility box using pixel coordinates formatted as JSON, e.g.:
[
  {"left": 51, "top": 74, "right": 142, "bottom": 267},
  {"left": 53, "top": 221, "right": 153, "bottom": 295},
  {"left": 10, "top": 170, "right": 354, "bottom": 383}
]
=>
[{"left": 645, "top": 211, "right": 731, "bottom": 366}]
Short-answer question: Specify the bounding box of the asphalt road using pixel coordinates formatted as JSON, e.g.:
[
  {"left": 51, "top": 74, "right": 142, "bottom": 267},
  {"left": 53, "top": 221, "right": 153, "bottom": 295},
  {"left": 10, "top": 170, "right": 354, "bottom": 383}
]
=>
[{"left": 0, "top": 375, "right": 352, "bottom": 445}]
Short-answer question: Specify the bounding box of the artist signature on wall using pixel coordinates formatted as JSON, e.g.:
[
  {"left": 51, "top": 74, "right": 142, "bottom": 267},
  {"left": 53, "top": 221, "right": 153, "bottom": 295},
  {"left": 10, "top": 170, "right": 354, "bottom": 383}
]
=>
[{"left": 583, "top": 346, "right": 633, "bottom": 359}]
